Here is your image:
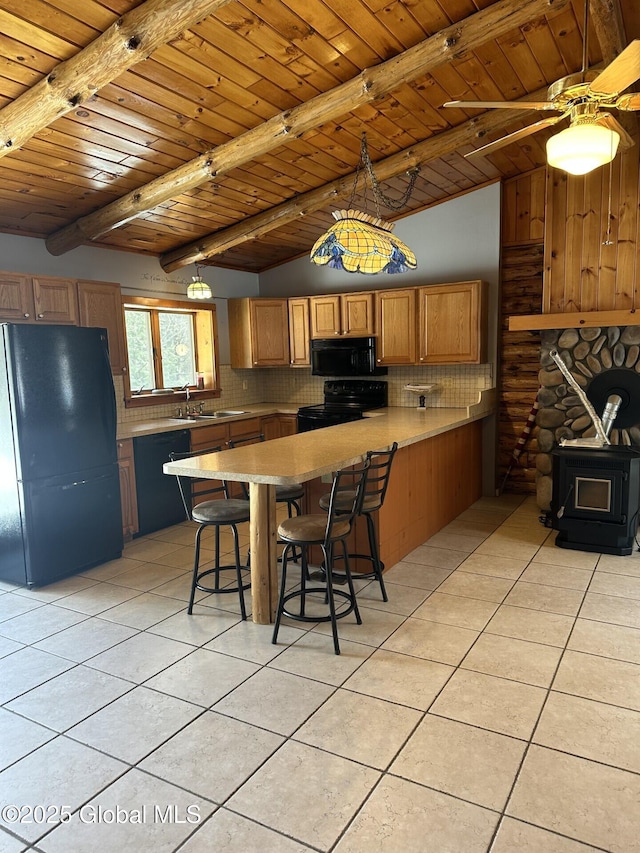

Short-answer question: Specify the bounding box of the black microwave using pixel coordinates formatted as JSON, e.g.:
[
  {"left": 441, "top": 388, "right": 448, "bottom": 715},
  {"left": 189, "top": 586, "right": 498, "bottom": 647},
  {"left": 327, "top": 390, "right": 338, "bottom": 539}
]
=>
[{"left": 311, "top": 336, "right": 387, "bottom": 376}]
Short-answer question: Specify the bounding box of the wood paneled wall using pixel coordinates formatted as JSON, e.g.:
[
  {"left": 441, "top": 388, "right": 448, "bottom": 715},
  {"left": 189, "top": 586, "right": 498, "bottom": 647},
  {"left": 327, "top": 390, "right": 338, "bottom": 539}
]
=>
[{"left": 543, "top": 139, "right": 640, "bottom": 312}]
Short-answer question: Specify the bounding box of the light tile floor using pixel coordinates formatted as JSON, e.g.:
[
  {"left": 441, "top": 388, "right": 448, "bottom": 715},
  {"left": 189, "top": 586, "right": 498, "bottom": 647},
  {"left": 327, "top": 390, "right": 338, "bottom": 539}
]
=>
[{"left": 1, "top": 495, "right": 640, "bottom": 852}]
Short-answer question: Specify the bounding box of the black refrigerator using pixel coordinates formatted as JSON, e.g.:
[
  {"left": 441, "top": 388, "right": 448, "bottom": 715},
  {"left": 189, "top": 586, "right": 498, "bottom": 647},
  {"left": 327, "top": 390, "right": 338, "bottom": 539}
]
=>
[{"left": 0, "top": 323, "right": 123, "bottom": 587}]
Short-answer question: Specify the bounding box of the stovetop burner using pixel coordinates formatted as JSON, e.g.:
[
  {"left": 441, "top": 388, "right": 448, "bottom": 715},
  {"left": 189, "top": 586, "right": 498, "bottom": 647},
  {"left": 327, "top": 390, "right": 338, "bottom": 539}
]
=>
[{"left": 297, "top": 380, "right": 388, "bottom": 431}]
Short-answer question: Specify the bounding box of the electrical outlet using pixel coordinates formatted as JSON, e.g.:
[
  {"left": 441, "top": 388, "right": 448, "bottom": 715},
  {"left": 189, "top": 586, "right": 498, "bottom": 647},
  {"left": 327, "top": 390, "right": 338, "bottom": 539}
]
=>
[{"left": 242, "top": 380, "right": 248, "bottom": 391}]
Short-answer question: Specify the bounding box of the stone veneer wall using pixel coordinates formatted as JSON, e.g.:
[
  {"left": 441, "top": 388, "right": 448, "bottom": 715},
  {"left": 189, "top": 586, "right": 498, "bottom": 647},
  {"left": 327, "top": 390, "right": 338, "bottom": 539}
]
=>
[{"left": 536, "top": 326, "right": 640, "bottom": 508}]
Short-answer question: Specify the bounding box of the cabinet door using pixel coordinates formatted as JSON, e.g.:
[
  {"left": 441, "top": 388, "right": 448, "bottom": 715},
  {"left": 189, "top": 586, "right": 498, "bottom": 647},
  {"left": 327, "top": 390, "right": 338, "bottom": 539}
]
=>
[
  {"left": 77, "top": 280, "right": 127, "bottom": 374},
  {"left": 375, "top": 289, "right": 416, "bottom": 365},
  {"left": 341, "top": 292, "right": 373, "bottom": 336},
  {"left": 0, "top": 272, "right": 34, "bottom": 322},
  {"left": 288, "top": 297, "right": 310, "bottom": 365},
  {"left": 417, "top": 281, "right": 486, "bottom": 364},
  {"left": 262, "top": 413, "right": 297, "bottom": 441},
  {"left": 190, "top": 423, "right": 229, "bottom": 452},
  {"left": 278, "top": 414, "right": 297, "bottom": 436},
  {"left": 310, "top": 295, "right": 341, "bottom": 337},
  {"left": 261, "top": 415, "right": 280, "bottom": 441},
  {"left": 117, "top": 439, "right": 139, "bottom": 539},
  {"left": 32, "top": 276, "right": 78, "bottom": 324},
  {"left": 249, "top": 299, "right": 290, "bottom": 366}
]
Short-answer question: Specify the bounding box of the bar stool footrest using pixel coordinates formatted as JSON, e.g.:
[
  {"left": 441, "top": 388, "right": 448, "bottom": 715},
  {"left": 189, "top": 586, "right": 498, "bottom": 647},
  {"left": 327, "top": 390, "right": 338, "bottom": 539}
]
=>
[
  {"left": 195, "top": 565, "right": 251, "bottom": 595},
  {"left": 330, "top": 552, "right": 384, "bottom": 581},
  {"left": 280, "top": 587, "right": 357, "bottom": 623}
]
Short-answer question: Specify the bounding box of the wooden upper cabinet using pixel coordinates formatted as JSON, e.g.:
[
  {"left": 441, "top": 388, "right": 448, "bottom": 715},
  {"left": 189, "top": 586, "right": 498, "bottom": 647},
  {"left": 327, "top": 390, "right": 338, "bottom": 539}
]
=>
[
  {"left": 31, "top": 276, "right": 78, "bottom": 324},
  {"left": 0, "top": 272, "right": 77, "bottom": 324},
  {"left": 310, "top": 294, "right": 341, "bottom": 337},
  {"left": 77, "top": 280, "right": 127, "bottom": 374},
  {"left": 341, "top": 292, "right": 373, "bottom": 336},
  {"left": 417, "top": 280, "right": 488, "bottom": 364},
  {"left": 0, "top": 272, "right": 34, "bottom": 322},
  {"left": 228, "top": 298, "right": 290, "bottom": 367},
  {"left": 310, "top": 292, "right": 373, "bottom": 338},
  {"left": 288, "top": 297, "right": 310, "bottom": 366},
  {"left": 374, "top": 288, "right": 417, "bottom": 365}
]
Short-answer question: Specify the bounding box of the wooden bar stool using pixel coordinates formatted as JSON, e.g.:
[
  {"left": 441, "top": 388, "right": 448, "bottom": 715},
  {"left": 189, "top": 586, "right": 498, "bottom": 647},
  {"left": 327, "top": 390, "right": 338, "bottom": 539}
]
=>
[
  {"left": 169, "top": 446, "right": 251, "bottom": 620},
  {"left": 272, "top": 460, "right": 370, "bottom": 655},
  {"left": 318, "top": 442, "right": 398, "bottom": 601}
]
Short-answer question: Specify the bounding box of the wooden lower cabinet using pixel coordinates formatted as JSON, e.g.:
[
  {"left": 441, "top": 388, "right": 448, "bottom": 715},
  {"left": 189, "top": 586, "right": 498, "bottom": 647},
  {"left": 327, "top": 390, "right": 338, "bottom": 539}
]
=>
[
  {"left": 262, "top": 413, "right": 297, "bottom": 441},
  {"left": 303, "top": 421, "right": 482, "bottom": 571},
  {"left": 117, "top": 439, "right": 139, "bottom": 540}
]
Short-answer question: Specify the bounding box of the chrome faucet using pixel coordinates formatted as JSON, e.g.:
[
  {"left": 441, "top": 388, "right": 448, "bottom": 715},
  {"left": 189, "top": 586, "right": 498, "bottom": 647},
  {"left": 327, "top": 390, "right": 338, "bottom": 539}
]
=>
[{"left": 180, "top": 382, "right": 191, "bottom": 402}]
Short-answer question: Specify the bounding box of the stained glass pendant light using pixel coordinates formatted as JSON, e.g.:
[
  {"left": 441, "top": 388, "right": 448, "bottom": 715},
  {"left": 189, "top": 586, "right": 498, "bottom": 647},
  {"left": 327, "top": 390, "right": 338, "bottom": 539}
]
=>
[
  {"left": 310, "top": 134, "right": 419, "bottom": 275},
  {"left": 187, "top": 264, "right": 212, "bottom": 299}
]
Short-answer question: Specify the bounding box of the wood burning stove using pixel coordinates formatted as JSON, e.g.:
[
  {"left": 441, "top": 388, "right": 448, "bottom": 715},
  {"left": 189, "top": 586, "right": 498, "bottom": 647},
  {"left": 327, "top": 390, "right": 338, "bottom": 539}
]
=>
[{"left": 552, "top": 447, "right": 640, "bottom": 555}]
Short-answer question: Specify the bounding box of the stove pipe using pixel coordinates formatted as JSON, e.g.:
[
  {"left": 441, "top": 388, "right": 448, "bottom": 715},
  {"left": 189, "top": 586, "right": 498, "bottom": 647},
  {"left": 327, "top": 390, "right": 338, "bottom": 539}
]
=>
[{"left": 601, "top": 394, "right": 623, "bottom": 439}]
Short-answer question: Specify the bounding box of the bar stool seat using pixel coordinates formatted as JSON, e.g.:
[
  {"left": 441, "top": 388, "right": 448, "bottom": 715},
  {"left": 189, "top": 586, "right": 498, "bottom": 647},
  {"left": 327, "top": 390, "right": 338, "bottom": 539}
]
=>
[
  {"left": 169, "top": 446, "right": 251, "bottom": 620},
  {"left": 272, "top": 461, "right": 370, "bottom": 655},
  {"left": 318, "top": 442, "right": 398, "bottom": 602}
]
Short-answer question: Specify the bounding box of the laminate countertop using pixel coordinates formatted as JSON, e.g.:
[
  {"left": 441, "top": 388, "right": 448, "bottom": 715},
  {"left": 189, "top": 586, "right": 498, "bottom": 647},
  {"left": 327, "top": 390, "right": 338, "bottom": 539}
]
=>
[
  {"left": 116, "top": 403, "right": 298, "bottom": 440},
  {"left": 163, "top": 389, "right": 496, "bottom": 486},
  {"left": 120, "top": 390, "right": 495, "bottom": 445}
]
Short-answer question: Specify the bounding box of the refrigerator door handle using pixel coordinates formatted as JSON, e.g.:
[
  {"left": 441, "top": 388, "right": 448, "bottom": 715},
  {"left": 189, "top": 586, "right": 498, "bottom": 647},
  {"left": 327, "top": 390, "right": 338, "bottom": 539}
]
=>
[{"left": 60, "top": 473, "right": 114, "bottom": 490}]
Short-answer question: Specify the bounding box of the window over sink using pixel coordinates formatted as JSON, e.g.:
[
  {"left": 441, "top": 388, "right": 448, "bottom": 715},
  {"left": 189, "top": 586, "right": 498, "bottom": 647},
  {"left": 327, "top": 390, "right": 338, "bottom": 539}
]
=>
[{"left": 122, "top": 295, "right": 220, "bottom": 408}]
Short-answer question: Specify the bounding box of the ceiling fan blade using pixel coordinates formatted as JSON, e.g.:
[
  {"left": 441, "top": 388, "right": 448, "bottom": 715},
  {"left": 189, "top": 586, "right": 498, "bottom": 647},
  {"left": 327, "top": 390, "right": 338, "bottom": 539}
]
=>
[
  {"left": 589, "top": 40, "right": 640, "bottom": 95},
  {"left": 465, "top": 115, "right": 565, "bottom": 159},
  {"left": 596, "top": 113, "right": 637, "bottom": 150},
  {"left": 616, "top": 93, "right": 640, "bottom": 111},
  {"left": 442, "top": 99, "right": 556, "bottom": 111}
]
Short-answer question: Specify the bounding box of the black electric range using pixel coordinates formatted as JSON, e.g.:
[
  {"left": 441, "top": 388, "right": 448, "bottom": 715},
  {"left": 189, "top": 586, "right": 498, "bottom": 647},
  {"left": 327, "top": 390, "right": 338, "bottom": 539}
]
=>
[{"left": 297, "top": 380, "right": 388, "bottom": 432}]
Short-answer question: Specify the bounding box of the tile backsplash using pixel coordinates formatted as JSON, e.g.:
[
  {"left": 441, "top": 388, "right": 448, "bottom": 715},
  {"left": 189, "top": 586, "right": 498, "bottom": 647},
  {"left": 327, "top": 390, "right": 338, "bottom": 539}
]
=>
[{"left": 116, "top": 363, "right": 493, "bottom": 424}]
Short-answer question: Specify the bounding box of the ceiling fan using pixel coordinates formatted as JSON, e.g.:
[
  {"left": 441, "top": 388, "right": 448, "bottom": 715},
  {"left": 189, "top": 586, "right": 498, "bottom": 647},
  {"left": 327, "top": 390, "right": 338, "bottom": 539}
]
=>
[{"left": 442, "top": 2, "right": 640, "bottom": 175}]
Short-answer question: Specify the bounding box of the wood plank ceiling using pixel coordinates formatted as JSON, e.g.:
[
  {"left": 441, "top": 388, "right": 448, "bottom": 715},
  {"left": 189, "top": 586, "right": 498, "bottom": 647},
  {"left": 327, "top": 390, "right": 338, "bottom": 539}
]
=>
[{"left": 0, "top": 0, "right": 637, "bottom": 273}]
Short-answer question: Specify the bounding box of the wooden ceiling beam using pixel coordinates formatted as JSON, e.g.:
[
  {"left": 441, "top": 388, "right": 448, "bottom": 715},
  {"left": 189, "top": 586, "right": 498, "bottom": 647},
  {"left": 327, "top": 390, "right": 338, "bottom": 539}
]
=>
[
  {"left": 45, "top": 0, "right": 570, "bottom": 256},
  {"left": 161, "top": 104, "right": 549, "bottom": 271},
  {"left": 589, "top": 0, "right": 628, "bottom": 63},
  {"left": 0, "top": 0, "right": 233, "bottom": 158}
]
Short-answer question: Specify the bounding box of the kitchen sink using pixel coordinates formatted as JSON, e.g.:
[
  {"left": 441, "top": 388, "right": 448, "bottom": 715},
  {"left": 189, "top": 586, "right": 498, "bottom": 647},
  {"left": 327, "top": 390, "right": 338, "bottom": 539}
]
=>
[{"left": 169, "top": 410, "right": 249, "bottom": 422}]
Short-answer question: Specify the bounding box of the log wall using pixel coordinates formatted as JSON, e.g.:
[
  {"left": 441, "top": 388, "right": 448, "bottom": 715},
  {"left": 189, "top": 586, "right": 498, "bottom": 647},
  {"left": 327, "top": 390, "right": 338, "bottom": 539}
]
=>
[{"left": 499, "top": 170, "right": 545, "bottom": 495}]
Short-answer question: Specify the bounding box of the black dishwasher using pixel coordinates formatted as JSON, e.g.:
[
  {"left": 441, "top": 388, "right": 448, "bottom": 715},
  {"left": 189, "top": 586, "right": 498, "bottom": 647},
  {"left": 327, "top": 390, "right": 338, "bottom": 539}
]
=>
[{"left": 133, "top": 430, "right": 190, "bottom": 536}]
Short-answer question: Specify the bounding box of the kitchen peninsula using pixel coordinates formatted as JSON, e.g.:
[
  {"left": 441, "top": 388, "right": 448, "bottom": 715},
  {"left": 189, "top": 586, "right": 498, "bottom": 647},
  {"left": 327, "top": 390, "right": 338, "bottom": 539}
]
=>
[{"left": 164, "top": 392, "right": 494, "bottom": 623}]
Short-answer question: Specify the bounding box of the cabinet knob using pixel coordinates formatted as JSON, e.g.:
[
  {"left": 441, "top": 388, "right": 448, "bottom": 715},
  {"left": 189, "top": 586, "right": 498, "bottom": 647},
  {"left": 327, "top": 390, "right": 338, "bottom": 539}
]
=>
[
  {"left": 420, "top": 357, "right": 424, "bottom": 361},
  {"left": 38, "top": 313, "right": 44, "bottom": 319},
  {"left": 23, "top": 313, "right": 30, "bottom": 318}
]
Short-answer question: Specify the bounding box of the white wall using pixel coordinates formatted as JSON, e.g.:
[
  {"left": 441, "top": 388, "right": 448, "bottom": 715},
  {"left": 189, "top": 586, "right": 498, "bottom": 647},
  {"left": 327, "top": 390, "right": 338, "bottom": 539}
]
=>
[{"left": 0, "top": 233, "right": 260, "bottom": 362}]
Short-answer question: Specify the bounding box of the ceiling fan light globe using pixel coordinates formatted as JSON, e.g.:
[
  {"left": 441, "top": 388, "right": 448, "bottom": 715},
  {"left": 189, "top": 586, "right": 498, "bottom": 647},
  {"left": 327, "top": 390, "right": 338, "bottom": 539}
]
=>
[{"left": 546, "top": 123, "right": 620, "bottom": 175}]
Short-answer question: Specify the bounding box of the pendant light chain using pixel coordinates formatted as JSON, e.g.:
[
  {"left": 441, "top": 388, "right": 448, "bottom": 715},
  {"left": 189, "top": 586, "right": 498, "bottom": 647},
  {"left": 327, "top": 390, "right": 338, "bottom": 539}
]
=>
[{"left": 352, "top": 133, "right": 420, "bottom": 214}]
